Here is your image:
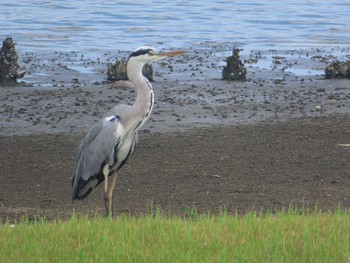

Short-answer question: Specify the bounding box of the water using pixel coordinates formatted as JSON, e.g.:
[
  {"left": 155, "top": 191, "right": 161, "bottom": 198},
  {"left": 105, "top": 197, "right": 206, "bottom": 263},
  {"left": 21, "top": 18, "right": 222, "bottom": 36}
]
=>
[{"left": 1, "top": 0, "right": 350, "bottom": 52}]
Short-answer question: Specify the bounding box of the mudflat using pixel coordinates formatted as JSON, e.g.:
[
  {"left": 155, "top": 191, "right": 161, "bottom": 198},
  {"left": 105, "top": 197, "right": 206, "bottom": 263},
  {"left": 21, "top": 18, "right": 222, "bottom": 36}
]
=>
[{"left": 1, "top": 47, "right": 349, "bottom": 221}]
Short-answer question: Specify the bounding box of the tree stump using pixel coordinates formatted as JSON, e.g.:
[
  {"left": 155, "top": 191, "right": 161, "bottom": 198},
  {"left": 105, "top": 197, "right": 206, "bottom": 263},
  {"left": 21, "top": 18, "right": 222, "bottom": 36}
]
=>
[
  {"left": 325, "top": 61, "right": 350, "bottom": 79},
  {"left": 222, "top": 48, "right": 247, "bottom": 81},
  {"left": 0, "top": 37, "right": 25, "bottom": 85},
  {"left": 107, "top": 59, "right": 153, "bottom": 82}
]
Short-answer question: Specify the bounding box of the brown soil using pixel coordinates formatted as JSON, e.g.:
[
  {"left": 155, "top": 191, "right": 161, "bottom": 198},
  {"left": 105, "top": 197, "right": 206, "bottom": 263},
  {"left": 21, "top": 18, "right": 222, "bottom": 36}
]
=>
[{"left": 1, "top": 116, "right": 350, "bottom": 222}]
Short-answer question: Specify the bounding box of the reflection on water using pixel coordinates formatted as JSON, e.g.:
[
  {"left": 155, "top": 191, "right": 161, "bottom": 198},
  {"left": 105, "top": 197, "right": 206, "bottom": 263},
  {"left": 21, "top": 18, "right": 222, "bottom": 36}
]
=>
[{"left": 1, "top": 0, "right": 350, "bottom": 52}]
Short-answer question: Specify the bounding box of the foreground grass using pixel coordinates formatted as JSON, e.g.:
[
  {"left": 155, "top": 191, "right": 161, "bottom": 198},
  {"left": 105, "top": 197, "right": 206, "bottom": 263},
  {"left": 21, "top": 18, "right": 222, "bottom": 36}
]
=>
[{"left": 1, "top": 209, "right": 349, "bottom": 263}]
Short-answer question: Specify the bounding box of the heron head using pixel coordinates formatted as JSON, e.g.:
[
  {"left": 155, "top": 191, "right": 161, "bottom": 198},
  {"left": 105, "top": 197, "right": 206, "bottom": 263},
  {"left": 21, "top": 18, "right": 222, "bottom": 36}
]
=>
[{"left": 128, "top": 46, "right": 186, "bottom": 64}]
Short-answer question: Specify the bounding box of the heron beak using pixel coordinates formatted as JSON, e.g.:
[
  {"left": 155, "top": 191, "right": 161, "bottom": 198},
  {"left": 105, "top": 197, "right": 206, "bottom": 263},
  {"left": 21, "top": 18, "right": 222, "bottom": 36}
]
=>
[{"left": 157, "top": 50, "right": 187, "bottom": 57}]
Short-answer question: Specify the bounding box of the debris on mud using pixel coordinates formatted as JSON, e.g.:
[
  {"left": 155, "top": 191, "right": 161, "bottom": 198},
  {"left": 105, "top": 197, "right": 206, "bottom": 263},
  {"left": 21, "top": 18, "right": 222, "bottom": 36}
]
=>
[
  {"left": 107, "top": 59, "right": 153, "bottom": 81},
  {"left": 0, "top": 37, "right": 26, "bottom": 85},
  {"left": 222, "top": 48, "right": 247, "bottom": 81},
  {"left": 325, "top": 60, "right": 350, "bottom": 79}
]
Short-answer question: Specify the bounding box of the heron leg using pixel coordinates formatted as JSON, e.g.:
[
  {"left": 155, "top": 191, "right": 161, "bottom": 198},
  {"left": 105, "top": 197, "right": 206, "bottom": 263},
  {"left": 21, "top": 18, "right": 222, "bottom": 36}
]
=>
[
  {"left": 107, "top": 172, "right": 118, "bottom": 217},
  {"left": 103, "top": 165, "right": 110, "bottom": 216},
  {"left": 102, "top": 165, "right": 118, "bottom": 217}
]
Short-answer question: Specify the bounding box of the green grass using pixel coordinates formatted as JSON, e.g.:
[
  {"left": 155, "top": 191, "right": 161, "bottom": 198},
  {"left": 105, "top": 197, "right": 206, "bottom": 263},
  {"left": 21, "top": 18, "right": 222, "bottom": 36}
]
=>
[{"left": 1, "top": 209, "right": 349, "bottom": 263}]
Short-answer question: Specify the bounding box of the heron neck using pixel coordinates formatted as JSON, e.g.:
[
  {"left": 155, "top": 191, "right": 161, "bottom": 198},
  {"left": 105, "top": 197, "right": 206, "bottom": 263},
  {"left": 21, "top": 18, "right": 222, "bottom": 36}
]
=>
[
  {"left": 128, "top": 67, "right": 154, "bottom": 117},
  {"left": 134, "top": 76, "right": 154, "bottom": 112}
]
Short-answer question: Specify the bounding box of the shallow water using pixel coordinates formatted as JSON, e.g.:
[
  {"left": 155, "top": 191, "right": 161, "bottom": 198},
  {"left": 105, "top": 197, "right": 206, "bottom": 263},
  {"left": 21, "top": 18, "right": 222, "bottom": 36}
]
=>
[{"left": 1, "top": 0, "right": 350, "bottom": 52}]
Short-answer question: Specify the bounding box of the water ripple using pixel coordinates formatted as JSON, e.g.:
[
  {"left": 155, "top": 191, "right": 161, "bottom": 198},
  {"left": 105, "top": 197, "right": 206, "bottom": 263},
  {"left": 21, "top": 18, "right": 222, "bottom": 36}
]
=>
[{"left": 1, "top": 0, "right": 350, "bottom": 51}]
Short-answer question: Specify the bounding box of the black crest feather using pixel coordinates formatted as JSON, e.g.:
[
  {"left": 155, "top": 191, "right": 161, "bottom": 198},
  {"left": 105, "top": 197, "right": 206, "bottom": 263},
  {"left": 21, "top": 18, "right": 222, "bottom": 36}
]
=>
[{"left": 129, "top": 47, "right": 154, "bottom": 58}]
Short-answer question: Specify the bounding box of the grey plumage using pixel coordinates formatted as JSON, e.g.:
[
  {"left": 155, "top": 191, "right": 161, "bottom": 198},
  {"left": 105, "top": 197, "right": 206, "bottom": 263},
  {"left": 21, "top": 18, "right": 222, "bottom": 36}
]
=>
[
  {"left": 72, "top": 104, "right": 142, "bottom": 200},
  {"left": 72, "top": 114, "right": 123, "bottom": 199},
  {"left": 71, "top": 46, "right": 186, "bottom": 216}
]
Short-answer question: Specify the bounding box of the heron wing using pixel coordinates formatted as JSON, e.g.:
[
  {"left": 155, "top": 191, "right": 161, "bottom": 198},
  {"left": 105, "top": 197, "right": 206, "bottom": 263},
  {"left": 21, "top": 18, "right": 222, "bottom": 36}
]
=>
[{"left": 72, "top": 115, "right": 124, "bottom": 200}]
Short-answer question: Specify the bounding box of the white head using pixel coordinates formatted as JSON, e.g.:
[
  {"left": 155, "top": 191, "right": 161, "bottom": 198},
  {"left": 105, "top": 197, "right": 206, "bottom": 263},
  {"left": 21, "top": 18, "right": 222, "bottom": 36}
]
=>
[{"left": 127, "top": 46, "right": 186, "bottom": 81}]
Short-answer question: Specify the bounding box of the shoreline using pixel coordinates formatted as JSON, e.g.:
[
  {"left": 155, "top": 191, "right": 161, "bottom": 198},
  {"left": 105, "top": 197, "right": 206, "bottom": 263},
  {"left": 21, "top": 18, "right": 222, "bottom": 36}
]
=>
[{"left": 1, "top": 46, "right": 350, "bottom": 136}]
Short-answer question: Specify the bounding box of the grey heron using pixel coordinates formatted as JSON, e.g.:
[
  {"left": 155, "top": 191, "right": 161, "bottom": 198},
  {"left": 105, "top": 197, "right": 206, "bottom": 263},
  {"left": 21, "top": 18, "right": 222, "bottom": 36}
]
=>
[{"left": 71, "top": 47, "right": 186, "bottom": 216}]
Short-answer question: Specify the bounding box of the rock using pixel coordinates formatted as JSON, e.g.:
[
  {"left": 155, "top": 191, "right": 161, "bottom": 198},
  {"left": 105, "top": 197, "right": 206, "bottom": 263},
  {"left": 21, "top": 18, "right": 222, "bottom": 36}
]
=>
[
  {"left": 0, "top": 37, "right": 26, "bottom": 85},
  {"left": 325, "top": 61, "right": 350, "bottom": 79},
  {"left": 107, "top": 59, "right": 153, "bottom": 81},
  {"left": 222, "top": 48, "right": 247, "bottom": 81}
]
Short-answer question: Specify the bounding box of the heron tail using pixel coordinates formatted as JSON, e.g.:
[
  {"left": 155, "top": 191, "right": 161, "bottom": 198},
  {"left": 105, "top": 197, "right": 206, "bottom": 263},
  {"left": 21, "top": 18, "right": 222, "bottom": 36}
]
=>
[{"left": 71, "top": 172, "right": 105, "bottom": 200}]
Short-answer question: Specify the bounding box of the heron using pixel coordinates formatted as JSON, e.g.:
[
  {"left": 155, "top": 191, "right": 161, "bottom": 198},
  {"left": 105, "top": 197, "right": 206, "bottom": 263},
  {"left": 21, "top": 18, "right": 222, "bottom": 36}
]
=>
[{"left": 71, "top": 47, "right": 186, "bottom": 216}]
